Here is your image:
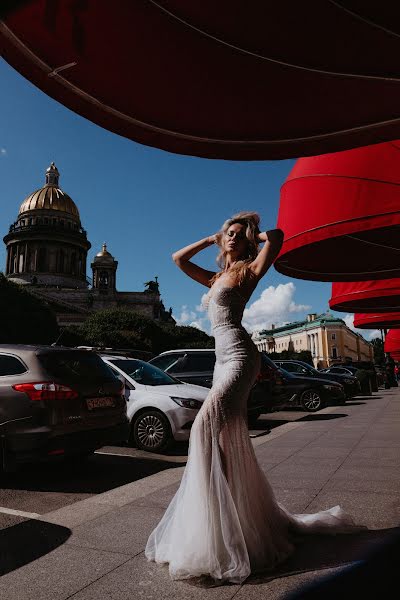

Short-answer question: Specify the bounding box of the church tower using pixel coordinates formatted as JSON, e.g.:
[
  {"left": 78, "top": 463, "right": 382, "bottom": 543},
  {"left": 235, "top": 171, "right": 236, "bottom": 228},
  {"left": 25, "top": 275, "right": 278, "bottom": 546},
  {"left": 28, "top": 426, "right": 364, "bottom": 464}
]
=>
[{"left": 91, "top": 243, "right": 118, "bottom": 293}]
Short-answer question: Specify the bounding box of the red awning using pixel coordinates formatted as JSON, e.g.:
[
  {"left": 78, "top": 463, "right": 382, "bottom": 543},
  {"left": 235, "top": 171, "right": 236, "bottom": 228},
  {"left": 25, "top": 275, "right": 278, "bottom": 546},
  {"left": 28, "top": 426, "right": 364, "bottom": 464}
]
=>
[
  {"left": 354, "top": 313, "right": 400, "bottom": 329},
  {"left": 274, "top": 141, "right": 400, "bottom": 281},
  {"left": 2, "top": 1, "right": 400, "bottom": 160},
  {"left": 384, "top": 329, "right": 400, "bottom": 354},
  {"left": 330, "top": 280, "right": 400, "bottom": 313}
]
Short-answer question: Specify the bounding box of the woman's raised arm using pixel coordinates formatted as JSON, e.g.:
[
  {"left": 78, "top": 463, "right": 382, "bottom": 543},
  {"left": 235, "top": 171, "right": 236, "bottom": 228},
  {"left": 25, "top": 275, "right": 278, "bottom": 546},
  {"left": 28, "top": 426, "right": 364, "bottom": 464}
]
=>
[
  {"left": 172, "top": 235, "right": 218, "bottom": 288},
  {"left": 249, "top": 228, "right": 284, "bottom": 280}
]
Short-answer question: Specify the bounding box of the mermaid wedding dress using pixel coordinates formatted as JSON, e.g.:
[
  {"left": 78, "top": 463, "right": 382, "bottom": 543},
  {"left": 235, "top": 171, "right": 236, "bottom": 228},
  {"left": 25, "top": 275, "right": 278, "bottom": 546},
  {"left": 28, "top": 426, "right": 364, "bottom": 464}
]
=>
[{"left": 145, "top": 281, "right": 361, "bottom": 583}]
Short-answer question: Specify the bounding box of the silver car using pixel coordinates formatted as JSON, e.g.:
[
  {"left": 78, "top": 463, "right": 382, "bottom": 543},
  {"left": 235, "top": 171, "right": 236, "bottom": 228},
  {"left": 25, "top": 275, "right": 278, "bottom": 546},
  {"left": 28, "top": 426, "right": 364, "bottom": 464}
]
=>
[{"left": 100, "top": 355, "right": 208, "bottom": 452}]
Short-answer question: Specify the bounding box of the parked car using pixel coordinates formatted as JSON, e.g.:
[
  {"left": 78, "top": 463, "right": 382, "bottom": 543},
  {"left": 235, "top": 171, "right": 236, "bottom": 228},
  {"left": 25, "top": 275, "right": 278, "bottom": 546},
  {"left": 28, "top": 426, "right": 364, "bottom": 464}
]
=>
[
  {"left": 320, "top": 364, "right": 374, "bottom": 395},
  {"left": 148, "top": 349, "right": 268, "bottom": 425},
  {"left": 100, "top": 354, "right": 208, "bottom": 452},
  {"left": 0, "top": 345, "right": 129, "bottom": 472},
  {"left": 149, "top": 349, "right": 345, "bottom": 415},
  {"left": 274, "top": 359, "right": 361, "bottom": 400},
  {"left": 268, "top": 362, "right": 346, "bottom": 412}
]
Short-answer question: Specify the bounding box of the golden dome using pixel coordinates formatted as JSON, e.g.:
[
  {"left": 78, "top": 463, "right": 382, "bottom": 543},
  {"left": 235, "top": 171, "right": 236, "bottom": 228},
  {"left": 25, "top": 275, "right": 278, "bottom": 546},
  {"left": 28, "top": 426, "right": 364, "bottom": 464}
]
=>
[
  {"left": 94, "top": 243, "right": 115, "bottom": 262},
  {"left": 18, "top": 162, "right": 80, "bottom": 219}
]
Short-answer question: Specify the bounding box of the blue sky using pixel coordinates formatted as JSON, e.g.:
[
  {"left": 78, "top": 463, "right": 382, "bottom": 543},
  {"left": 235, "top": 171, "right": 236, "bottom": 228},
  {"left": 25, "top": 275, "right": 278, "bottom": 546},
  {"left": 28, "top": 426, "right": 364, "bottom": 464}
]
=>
[{"left": 0, "top": 59, "right": 376, "bottom": 339}]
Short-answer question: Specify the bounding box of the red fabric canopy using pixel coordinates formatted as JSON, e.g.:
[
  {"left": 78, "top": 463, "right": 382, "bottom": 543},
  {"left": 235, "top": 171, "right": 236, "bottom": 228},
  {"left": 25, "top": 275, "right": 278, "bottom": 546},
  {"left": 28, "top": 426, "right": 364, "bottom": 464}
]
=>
[
  {"left": 330, "top": 280, "right": 400, "bottom": 313},
  {"left": 384, "top": 329, "right": 400, "bottom": 354},
  {"left": 2, "top": 1, "right": 400, "bottom": 160},
  {"left": 274, "top": 141, "right": 400, "bottom": 281},
  {"left": 354, "top": 313, "right": 400, "bottom": 329}
]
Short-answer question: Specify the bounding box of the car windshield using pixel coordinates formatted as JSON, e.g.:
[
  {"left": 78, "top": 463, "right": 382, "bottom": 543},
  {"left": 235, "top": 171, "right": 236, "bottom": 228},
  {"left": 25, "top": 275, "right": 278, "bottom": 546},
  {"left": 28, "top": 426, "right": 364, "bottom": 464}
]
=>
[{"left": 109, "top": 359, "right": 180, "bottom": 386}]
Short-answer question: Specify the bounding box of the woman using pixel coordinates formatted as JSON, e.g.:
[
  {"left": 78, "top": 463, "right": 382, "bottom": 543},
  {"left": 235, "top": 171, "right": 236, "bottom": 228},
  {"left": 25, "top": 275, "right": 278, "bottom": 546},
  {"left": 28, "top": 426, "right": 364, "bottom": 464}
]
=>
[{"left": 145, "top": 211, "right": 362, "bottom": 584}]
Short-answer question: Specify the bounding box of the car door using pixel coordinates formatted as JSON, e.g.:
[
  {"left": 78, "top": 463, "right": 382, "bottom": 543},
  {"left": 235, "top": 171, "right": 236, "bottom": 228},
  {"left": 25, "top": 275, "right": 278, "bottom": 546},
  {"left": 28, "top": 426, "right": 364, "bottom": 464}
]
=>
[{"left": 171, "top": 353, "right": 215, "bottom": 388}]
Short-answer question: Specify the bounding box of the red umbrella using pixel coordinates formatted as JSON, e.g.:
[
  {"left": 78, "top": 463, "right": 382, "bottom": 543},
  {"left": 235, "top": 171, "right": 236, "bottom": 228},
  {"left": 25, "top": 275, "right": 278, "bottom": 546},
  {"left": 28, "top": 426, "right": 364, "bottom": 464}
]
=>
[
  {"left": 2, "top": 1, "right": 400, "bottom": 160},
  {"left": 330, "top": 280, "right": 400, "bottom": 313},
  {"left": 354, "top": 313, "right": 400, "bottom": 330},
  {"left": 384, "top": 329, "right": 400, "bottom": 354},
  {"left": 274, "top": 141, "right": 400, "bottom": 281}
]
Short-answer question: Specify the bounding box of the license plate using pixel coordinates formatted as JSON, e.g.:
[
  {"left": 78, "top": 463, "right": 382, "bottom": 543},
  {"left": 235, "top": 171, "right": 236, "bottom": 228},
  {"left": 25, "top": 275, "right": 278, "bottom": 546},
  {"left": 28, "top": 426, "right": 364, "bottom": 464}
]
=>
[{"left": 86, "top": 396, "right": 115, "bottom": 410}]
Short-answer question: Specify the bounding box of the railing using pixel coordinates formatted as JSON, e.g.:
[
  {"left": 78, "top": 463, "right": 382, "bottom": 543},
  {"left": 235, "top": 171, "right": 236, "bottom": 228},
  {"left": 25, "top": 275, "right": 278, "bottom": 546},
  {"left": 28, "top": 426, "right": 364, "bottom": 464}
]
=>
[{"left": 7, "top": 223, "right": 88, "bottom": 237}]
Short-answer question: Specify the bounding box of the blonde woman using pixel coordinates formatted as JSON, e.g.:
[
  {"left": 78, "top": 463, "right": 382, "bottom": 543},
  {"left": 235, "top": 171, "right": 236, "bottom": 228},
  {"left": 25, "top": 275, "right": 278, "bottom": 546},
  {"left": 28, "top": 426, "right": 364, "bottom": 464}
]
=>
[{"left": 146, "top": 211, "right": 362, "bottom": 583}]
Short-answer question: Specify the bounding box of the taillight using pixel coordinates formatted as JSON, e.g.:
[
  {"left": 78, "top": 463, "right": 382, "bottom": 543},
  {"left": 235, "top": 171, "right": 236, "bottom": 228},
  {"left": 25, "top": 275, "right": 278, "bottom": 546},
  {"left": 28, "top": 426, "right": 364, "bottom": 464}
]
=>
[{"left": 12, "top": 382, "right": 78, "bottom": 401}]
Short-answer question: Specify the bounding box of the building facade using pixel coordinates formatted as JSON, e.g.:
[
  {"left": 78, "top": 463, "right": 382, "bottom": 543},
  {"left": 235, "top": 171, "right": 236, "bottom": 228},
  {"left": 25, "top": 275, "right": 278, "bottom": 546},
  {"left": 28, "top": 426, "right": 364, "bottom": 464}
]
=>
[
  {"left": 252, "top": 312, "right": 374, "bottom": 368},
  {"left": 3, "top": 163, "right": 174, "bottom": 327}
]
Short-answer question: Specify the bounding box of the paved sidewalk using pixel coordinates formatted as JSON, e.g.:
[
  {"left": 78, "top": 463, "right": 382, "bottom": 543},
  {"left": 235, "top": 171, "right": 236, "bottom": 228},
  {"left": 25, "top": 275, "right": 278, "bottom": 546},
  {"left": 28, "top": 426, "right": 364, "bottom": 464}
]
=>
[{"left": 1, "top": 387, "right": 400, "bottom": 599}]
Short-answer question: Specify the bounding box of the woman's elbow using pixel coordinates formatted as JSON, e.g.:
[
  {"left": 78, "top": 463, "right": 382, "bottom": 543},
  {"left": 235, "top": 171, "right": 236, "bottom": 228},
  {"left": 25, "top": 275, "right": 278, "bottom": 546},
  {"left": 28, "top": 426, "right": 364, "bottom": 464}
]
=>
[{"left": 172, "top": 253, "right": 181, "bottom": 265}]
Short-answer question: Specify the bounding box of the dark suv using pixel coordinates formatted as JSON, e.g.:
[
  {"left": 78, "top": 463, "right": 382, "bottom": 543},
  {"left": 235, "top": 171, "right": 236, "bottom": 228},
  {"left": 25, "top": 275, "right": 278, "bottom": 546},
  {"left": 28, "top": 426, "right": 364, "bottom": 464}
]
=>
[
  {"left": 274, "top": 360, "right": 360, "bottom": 400},
  {"left": 0, "top": 345, "right": 129, "bottom": 471},
  {"left": 149, "top": 349, "right": 269, "bottom": 425}
]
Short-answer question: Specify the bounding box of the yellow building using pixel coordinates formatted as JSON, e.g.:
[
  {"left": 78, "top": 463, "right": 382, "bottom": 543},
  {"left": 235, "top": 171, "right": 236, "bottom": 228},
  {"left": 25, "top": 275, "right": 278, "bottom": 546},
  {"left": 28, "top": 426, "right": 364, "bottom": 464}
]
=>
[{"left": 252, "top": 312, "right": 374, "bottom": 368}]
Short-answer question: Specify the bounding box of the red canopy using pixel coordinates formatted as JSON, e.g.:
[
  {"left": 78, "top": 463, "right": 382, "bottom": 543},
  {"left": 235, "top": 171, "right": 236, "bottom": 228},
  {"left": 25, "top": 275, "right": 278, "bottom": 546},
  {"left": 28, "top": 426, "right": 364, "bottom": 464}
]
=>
[
  {"left": 354, "top": 313, "right": 400, "bottom": 330},
  {"left": 384, "top": 329, "right": 400, "bottom": 354},
  {"left": 2, "top": 1, "right": 400, "bottom": 160},
  {"left": 274, "top": 141, "right": 400, "bottom": 281},
  {"left": 330, "top": 280, "right": 400, "bottom": 313}
]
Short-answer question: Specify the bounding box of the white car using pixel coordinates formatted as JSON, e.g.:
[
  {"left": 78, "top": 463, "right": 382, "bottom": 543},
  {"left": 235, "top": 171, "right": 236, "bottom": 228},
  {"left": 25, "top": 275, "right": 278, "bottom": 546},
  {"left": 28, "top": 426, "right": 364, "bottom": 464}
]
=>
[{"left": 100, "top": 355, "right": 208, "bottom": 452}]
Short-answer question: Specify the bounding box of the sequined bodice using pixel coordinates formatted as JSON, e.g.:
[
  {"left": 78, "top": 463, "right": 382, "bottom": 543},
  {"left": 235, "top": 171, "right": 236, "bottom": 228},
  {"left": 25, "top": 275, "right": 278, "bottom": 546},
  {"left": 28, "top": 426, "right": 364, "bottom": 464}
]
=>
[{"left": 203, "top": 285, "right": 247, "bottom": 330}]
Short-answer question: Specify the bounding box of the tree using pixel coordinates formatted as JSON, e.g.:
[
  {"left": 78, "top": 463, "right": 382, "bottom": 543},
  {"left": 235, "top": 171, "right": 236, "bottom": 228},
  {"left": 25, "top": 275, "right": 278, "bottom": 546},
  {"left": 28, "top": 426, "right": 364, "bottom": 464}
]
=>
[
  {"left": 76, "top": 308, "right": 214, "bottom": 355},
  {"left": 0, "top": 273, "right": 59, "bottom": 344},
  {"left": 371, "top": 337, "right": 384, "bottom": 365},
  {"left": 268, "top": 349, "right": 313, "bottom": 364}
]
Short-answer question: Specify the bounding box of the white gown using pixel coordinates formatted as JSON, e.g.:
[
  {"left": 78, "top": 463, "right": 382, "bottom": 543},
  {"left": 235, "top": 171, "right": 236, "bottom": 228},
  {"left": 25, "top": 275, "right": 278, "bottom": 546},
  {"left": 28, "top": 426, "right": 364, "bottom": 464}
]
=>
[{"left": 145, "top": 282, "right": 362, "bottom": 583}]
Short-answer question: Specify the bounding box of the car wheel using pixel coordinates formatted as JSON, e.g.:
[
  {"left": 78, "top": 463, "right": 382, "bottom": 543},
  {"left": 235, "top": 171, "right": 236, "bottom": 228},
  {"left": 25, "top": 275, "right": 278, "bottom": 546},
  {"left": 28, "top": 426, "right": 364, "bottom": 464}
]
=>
[
  {"left": 132, "top": 410, "right": 172, "bottom": 453},
  {"left": 300, "top": 389, "right": 324, "bottom": 412}
]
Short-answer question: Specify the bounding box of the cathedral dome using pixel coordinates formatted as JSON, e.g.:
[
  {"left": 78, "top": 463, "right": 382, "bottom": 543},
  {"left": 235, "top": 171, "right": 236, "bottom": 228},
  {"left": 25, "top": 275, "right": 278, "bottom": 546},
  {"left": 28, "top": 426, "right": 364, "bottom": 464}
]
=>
[
  {"left": 18, "top": 162, "right": 80, "bottom": 219},
  {"left": 94, "top": 243, "right": 115, "bottom": 263}
]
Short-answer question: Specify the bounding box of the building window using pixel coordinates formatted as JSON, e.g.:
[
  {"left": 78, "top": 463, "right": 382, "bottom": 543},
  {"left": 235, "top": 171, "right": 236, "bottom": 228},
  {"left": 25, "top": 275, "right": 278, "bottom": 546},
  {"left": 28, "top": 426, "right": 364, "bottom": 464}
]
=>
[
  {"left": 332, "top": 347, "right": 338, "bottom": 359},
  {"left": 331, "top": 333, "right": 336, "bottom": 340}
]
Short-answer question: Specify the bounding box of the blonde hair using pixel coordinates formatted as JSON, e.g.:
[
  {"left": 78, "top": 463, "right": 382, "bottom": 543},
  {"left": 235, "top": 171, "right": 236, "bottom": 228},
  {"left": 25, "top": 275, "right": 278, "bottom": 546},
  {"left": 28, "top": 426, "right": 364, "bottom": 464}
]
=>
[{"left": 210, "top": 211, "right": 261, "bottom": 286}]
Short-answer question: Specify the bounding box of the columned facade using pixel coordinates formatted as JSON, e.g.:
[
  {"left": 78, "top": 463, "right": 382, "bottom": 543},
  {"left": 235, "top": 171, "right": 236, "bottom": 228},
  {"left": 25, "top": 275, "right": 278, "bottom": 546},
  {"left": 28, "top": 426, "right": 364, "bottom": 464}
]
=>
[{"left": 252, "top": 312, "right": 374, "bottom": 368}]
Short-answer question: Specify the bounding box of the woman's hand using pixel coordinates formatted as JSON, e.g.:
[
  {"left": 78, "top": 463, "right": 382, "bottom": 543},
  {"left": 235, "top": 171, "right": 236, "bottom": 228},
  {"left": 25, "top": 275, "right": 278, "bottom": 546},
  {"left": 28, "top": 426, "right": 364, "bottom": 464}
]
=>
[{"left": 207, "top": 233, "right": 218, "bottom": 245}]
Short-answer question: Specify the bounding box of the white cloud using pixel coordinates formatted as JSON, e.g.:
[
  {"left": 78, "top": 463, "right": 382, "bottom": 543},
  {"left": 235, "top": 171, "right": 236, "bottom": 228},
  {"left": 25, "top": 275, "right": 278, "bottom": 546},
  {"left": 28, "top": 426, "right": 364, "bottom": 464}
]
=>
[
  {"left": 243, "top": 282, "right": 311, "bottom": 333},
  {"left": 365, "top": 329, "right": 381, "bottom": 341},
  {"left": 342, "top": 314, "right": 356, "bottom": 331},
  {"left": 175, "top": 282, "right": 312, "bottom": 336},
  {"left": 0, "top": 148, "right": 7, "bottom": 156},
  {"left": 173, "top": 304, "right": 210, "bottom": 333},
  {"left": 176, "top": 305, "right": 197, "bottom": 323},
  {"left": 342, "top": 314, "right": 381, "bottom": 341}
]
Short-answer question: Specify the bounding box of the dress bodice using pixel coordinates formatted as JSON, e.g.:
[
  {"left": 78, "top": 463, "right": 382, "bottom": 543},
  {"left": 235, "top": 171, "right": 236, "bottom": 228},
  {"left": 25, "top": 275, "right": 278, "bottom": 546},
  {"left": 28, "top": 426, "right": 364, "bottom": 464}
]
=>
[{"left": 204, "top": 285, "right": 247, "bottom": 330}]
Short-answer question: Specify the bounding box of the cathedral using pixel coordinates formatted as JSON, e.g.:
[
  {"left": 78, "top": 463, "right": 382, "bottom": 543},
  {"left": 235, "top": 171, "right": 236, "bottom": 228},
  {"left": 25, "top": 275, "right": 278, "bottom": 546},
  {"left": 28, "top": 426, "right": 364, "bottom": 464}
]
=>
[{"left": 3, "top": 163, "right": 174, "bottom": 327}]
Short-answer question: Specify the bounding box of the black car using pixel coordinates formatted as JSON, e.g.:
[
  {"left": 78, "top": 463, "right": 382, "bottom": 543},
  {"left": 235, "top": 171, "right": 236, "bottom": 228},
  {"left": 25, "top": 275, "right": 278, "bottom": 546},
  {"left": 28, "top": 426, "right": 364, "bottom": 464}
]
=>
[
  {"left": 267, "top": 357, "right": 345, "bottom": 412},
  {"left": 149, "top": 349, "right": 267, "bottom": 426},
  {"left": 0, "top": 344, "right": 129, "bottom": 471},
  {"left": 149, "top": 350, "right": 345, "bottom": 416},
  {"left": 321, "top": 364, "right": 375, "bottom": 395},
  {"left": 333, "top": 360, "right": 379, "bottom": 392},
  {"left": 274, "top": 359, "right": 360, "bottom": 400}
]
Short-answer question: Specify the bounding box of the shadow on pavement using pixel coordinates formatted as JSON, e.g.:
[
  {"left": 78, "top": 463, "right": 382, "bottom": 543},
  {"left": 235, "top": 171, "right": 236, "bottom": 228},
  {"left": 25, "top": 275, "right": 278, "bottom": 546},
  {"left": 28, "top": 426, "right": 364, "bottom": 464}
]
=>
[
  {"left": 297, "top": 414, "right": 348, "bottom": 422},
  {"left": 283, "top": 527, "right": 400, "bottom": 598},
  {"left": 0, "top": 519, "right": 71, "bottom": 575},
  {"left": 251, "top": 418, "right": 289, "bottom": 431},
  {"left": 1, "top": 453, "right": 182, "bottom": 495},
  {"left": 246, "top": 527, "right": 400, "bottom": 586}
]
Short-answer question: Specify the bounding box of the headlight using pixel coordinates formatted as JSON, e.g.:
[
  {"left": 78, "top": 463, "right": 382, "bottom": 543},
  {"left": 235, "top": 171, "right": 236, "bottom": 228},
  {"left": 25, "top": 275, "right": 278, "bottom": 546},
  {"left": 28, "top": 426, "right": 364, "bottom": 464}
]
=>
[
  {"left": 171, "top": 396, "right": 203, "bottom": 409},
  {"left": 344, "top": 378, "right": 354, "bottom": 384}
]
